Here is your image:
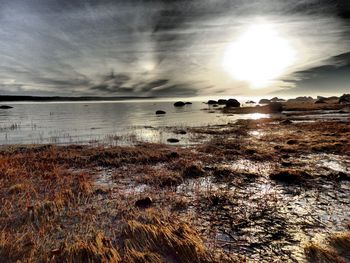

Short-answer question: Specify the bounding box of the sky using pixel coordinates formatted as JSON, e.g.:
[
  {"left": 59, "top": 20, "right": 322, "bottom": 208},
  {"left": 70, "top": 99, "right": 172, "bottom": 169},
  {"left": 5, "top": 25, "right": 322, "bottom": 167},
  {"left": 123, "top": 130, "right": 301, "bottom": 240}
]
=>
[{"left": 0, "top": 0, "right": 349, "bottom": 97}]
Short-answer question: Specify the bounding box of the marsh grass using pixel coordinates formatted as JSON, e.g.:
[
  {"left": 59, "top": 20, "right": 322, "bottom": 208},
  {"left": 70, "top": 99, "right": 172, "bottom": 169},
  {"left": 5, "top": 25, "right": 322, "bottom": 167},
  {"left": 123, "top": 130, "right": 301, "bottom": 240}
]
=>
[
  {"left": 304, "top": 243, "right": 346, "bottom": 263},
  {"left": 0, "top": 112, "right": 349, "bottom": 262}
]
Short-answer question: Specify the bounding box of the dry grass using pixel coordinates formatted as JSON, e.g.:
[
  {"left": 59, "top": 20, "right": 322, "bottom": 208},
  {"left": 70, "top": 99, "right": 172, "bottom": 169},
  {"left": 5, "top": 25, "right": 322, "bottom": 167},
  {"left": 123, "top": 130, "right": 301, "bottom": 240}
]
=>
[
  {"left": 52, "top": 233, "right": 122, "bottom": 263},
  {"left": 304, "top": 243, "right": 347, "bottom": 263},
  {"left": 328, "top": 232, "right": 350, "bottom": 254}
]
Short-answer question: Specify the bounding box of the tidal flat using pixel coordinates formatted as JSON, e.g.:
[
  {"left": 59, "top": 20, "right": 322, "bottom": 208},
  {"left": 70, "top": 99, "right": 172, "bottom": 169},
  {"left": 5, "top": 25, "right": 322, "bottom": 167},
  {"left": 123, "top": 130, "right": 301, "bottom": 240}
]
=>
[{"left": 0, "top": 101, "right": 349, "bottom": 262}]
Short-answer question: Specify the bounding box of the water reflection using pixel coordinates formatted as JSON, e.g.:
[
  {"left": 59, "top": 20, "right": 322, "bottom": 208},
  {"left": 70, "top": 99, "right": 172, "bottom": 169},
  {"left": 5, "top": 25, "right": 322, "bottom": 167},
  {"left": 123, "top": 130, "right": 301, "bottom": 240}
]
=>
[{"left": 0, "top": 100, "right": 268, "bottom": 145}]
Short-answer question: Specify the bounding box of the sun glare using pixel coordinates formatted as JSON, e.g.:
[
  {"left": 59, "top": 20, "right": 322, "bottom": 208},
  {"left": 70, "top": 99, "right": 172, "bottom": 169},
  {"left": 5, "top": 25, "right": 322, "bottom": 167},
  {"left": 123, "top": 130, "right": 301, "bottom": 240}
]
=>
[{"left": 222, "top": 24, "right": 296, "bottom": 88}]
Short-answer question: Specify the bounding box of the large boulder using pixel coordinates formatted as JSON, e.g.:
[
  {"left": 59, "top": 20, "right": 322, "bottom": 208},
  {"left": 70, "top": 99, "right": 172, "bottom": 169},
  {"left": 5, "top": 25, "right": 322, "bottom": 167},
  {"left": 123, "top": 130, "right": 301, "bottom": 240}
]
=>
[
  {"left": 225, "top": 98, "right": 240, "bottom": 108},
  {"left": 259, "top": 99, "right": 270, "bottom": 104},
  {"left": 156, "top": 110, "right": 166, "bottom": 115},
  {"left": 339, "top": 94, "right": 350, "bottom": 104},
  {"left": 218, "top": 99, "right": 227, "bottom": 105},
  {"left": 174, "top": 101, "right": 185, "bottom": 107},
  {"left": 207, "top": 100, "right": 218, "bottom": 105},
  {"left": 0, "top": 105, "right": 13, "bottom": 109}
]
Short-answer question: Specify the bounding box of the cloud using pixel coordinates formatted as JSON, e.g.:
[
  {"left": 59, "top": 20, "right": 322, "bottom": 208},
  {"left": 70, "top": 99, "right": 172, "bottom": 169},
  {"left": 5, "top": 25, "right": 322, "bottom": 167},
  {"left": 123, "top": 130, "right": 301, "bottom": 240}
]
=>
[
  {"left": 0, "top": 0, "right": 349, "bottom": 96},
  {"left": 276, "top": 51, "right": 350, "bottom": 95}
]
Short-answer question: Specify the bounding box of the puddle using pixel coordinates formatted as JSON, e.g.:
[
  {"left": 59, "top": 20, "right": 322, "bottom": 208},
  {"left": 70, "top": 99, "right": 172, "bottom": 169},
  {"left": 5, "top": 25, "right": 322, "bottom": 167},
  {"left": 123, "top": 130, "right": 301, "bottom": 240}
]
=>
[{"left": 293, "top": 154, "right": 350, "bottom": 174}]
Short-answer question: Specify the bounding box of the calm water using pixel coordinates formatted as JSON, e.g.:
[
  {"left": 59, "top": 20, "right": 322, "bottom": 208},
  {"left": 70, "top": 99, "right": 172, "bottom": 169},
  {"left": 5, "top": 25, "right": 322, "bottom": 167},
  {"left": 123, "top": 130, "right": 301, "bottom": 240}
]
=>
[{"left": 0, "top": 100, "right": 268, "bottom": 145}]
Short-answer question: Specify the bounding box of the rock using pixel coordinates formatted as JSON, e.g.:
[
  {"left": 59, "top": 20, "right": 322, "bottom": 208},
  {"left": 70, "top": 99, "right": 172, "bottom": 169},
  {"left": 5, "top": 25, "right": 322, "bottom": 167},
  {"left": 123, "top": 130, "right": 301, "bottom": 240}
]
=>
[
  {"left": 270, "top": 170, "right": 310, "bottom": 184},
  {"left": 0, "top": 105, "right": 13, "bottom": 109},
  {"left": 315, "top": 99, "right": 326, "bottom": 104},
  {"left": 225, "top": 98, "right": 240, "bottom": 108},
  {"left": 287, "top": 96, "right": 314, "bottom": 103},
  {"left": 259, "top": 99, "right": 270, "bottom": 104},
  {"left": 185, "top": 102, "right": 192, "bottom": 105},
  {"left": 167, "top": 138, "right": 179, "bottom": 143},
  {"left": 174, "top": 101, "right": 185, "bottom": 107},
  {"left": 207, "top": 100, "right": 218, "bottom": 105},
  {"left": 270, "top": 97, "right": 285, "bottom": 102},
  {"left": 178, "top": 130, "right": 187, "bottom": 135},
  {"left": 218, "top": 99, "right": 227, "bottom": 105},
  {"left": 331, "top": 171, "right": 350, "bottom": 181},
  {"left": 246, "top": 100, "right": 256, "bottom": 104},
  {"left": 156, "top": 110, "right": 166, "bottom": 115},
  {"left": 268, "top": 102, "right": 283, "bottom": 113},
  {"left": 167, "top": 152, "right": 179, "bottom": 158},
  {"left": 135, "top": 197, "right": 153, "bottom": 208},
  {"left": 287, "top": 139, "right": 298, "bottom": 145},
  {"left": 183, "top": 164, "right": 205, "bottom": 178},
  {"left": 339, "top": 94, "right": 350, "bottom": 104}
]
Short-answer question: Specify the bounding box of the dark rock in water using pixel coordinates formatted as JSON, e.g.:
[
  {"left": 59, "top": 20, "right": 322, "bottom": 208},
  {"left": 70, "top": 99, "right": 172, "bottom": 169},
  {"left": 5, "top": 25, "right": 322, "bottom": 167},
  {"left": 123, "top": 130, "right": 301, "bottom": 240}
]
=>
[
  {"left": 185, "top": 102, "right": 192, "bottom": 105},
  {"left": 135, "top": 197, "right": 153, "bottom": 208},
  {"left": 167, "top": 138, "right": 179, "bottom": 143},
  {"left": 246, "top": 100, "right": 256, "bottom": 104},
  {"left": 259, "top": 99, "right": 270, "bottom": 104},
  {"left": 207, "top": 100, "right": 218, "bottom": 105},
  {"left": 339, "top": 94, "right": 350, "bottom": 104},
  {"left": 281, "top": 119, "right": 292, "bottom": 125},
  {"left": 225, "top": 98, "right": 240, "bottom": 108},
  {"left": 183, "top": 164, "right": 205, "bottom": 178},
  {"left": 212, "top": 104, "right": 219, "bottom": 107},
  {"left": 331, "top": 171, "right": 350, "bottom": 181},
  {"left": 174, "top": 101, "right": 185, "bottom": 107},
  {"left": 270, "top": 170, "right": 310, "bottom": 184},
  {"left": 156, "top": 110, "right": 166, "bottom": 115},
  {"left": 218, "top": 99, "right": 227, "bottom": 105},
  {"left": 0, "top": 105, "right": 13, "bottom": 109},
  {"left": 268, "top": 102, "right": 283, "bottom": 113},
  {"left": 178, "top": 130, "right": 187, "bottom": 135}
]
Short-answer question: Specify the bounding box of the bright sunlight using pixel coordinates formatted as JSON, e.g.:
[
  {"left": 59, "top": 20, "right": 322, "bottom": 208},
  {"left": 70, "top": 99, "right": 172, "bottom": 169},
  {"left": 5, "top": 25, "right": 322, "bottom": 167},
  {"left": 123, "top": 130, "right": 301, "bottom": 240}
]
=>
[{"left": 222, "top": 23, "right": 296, "bottom": 88}]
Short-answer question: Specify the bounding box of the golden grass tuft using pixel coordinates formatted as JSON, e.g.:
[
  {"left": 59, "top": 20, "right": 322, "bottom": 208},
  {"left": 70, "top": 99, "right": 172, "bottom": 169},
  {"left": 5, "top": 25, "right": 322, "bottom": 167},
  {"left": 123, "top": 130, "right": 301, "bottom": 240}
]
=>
[
  {"left": 124, "top": 248, "right": 163, "bottom": 263},
  {"left": 53, "top": 233, "right": 121, "bottom": 263},
  {"left": 304, "top": 243, "right": 346, "bottom": 263},
  {"left": 328, "top": 232, "right": 350, "bottom": 253},
  {"left": 121, "top": 215, "right": 209, "bottom": 263}
]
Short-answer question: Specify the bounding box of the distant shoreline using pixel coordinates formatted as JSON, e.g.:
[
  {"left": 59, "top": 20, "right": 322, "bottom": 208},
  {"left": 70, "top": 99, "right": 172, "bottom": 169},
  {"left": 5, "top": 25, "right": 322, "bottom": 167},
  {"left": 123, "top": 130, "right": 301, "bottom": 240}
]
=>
[{"left": 0, "top": 95, "right": 155, "bottom": 102}]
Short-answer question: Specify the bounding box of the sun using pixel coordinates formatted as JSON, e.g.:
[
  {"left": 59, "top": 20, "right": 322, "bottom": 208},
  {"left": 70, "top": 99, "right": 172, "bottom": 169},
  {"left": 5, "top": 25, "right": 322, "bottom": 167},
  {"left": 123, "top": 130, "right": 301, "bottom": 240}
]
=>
[{"left": 222, "top": 24, "right": 296, "bottom": 88}]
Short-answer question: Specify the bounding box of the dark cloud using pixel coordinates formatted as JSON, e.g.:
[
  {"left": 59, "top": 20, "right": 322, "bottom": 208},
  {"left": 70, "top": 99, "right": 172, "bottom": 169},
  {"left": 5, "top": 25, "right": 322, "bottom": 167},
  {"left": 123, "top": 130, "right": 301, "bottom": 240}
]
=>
[
  {"left": 89, "top": 71, "right": 196, "bottom": 96},
  {"left": 279, "top": 51, "right": 350, "bottom": 95}
]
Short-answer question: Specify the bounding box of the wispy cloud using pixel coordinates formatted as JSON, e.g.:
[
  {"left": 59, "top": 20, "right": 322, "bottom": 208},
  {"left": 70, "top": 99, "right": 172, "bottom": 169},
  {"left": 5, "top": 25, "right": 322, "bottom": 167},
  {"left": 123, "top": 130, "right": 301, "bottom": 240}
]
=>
[{"left": 0, "top": 0, "right": 349, "bottom": 96}]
